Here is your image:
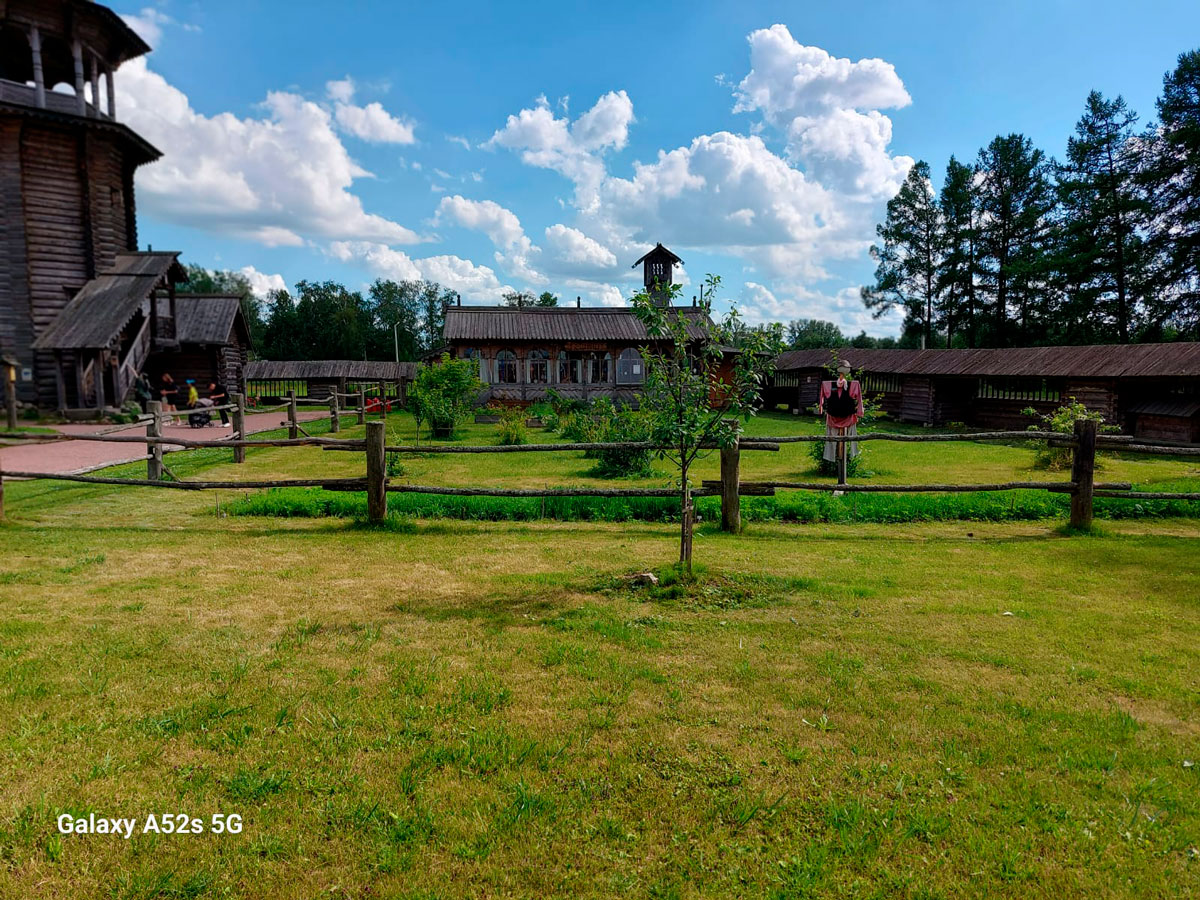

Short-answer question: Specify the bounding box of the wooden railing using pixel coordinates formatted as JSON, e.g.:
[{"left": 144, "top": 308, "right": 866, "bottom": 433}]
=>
[{"left": 3, "top": 415, "right": 1199, "bottom": 529}]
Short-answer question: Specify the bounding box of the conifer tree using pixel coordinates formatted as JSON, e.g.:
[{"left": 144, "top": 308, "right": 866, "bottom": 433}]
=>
[
  {"left": 975, "top": 135, "right": 1056, "bottom": 346},
  {"left": 1145, "top": 50, "right": 1200, "bottom": 337},
  {"left": 861, "top": 161, "right": 944, "bottom": 347},
  {"left": 937, "top": 156, "right": 980, "bottom": 347},
  {"left": 1056, "top": 92, "right": 1151, "bottom": 343}
]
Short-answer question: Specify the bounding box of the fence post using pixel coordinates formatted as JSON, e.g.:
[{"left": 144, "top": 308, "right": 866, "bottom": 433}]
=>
[
  {"left": 366, "top": 420, "right": 387, "bottom": 523},
  {"left": 287, "top": 390, "right": 298, "bottom": 440},
  {"left": 1070, "top": 418, "right": 1097, "bottom": 530},
  {"left": 147, "top": 400, "right": 163, "bottom": 481},
  {"left": 4, "top": 366, "right": 15, "bottom": 430},
  {"left": 378, "top": 380, "right": 387, "bottom": 419},
  {"left": 357, "top": 389, "right": 366, "bottom": 426},
  {"left": 837, "top": 426, "right": 848, "bottom": 486},
  {"left": 329, "top": 391, "right": 340, "bottom": 433},
  {"left": 232, "top": 393, "right": 246, "bottom": 464},
  {"left": 720, "top": 438, "right": 741, "bottom": 533}
]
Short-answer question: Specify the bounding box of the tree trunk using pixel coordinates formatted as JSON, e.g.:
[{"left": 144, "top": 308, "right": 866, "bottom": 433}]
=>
[{"left": 679, "top": 469, "right": 693, "bottom": 576}]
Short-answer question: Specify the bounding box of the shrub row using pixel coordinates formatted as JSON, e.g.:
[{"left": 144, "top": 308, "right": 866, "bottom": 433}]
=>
[{"left": 226, "top": 485, "right": 1200, "bottom": 525}]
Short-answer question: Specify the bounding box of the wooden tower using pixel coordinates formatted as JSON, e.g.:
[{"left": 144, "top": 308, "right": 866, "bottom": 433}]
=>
[
  {"left": 0, "top": 0, "right": 162, "bottom": 408},
  {"left": 631, "top": 243, "right": 683, "bottom": 307}
]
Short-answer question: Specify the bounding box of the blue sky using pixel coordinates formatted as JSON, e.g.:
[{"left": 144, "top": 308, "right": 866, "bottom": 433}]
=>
[{"left": 112, "top": 1, "right": 1200, "bottom": 336}]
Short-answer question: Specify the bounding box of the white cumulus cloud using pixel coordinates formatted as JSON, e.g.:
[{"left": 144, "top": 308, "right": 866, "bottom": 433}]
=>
[
  {"left": 329, "top": 241, "right": 513, "bottom": 302},
  {"left": 239, "top": 265, "right": 288, "bottom": 297},
  {"left": 325, "top": 76, "right": 416, "bottom": 144},
  {"left": 486, "top": 91, "right": 634, "bottom": 212},
  {"left": 117, "top": 59, "right": 420, "bottom": 247},
  {"left": 733, "top": 24, "right": 912, "bottom": 199}
]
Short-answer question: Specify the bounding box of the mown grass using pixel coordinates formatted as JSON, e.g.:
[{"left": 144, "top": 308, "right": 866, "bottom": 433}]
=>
[
  {"left": 0, "top": 411, "right": 1197, "bottom": 898},
  {"left": 203, "top": 409, "right": 1200, "bottom": 525}
]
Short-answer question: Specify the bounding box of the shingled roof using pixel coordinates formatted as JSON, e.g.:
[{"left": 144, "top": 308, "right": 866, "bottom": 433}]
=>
[
  {"left": 442, "top": 305, "right": 711, "bottom": 343},
  {"left": 32, "top": 252, "right": 186, "bottom": 351},
  {"left": 244, "top": 360, "right": 418, "bottom": 381},
  {"left": 169, "top": 295, "right": 250, "bottom": 346},
  {"left": 774, "top": 343, "right": 1200, "bottom": 379}
]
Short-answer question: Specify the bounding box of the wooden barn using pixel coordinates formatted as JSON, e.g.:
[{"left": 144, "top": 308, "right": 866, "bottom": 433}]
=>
[
  {"left": 440, "top": 242, "right": 721, "bottom": 406},
  {"left": 770, "top": 343, "right": 1200, "bottom": 439},
  {"left": 244, "top": 360, "right": 417, "bottom": 405}
]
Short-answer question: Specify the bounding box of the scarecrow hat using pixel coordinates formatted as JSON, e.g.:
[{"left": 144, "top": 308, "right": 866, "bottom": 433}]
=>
[{"left": 836, "top": 361, "right": 852, "bottom": 375}]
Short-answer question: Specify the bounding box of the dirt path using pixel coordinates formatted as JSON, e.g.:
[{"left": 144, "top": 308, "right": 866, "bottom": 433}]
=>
[{"left": 0, "top": 409, "right": 329, "bottom": 476}]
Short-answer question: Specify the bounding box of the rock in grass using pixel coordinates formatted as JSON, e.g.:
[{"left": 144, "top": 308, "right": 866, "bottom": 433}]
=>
[{"left": 623, "top": 572, "right": 659, "bottom": 587}]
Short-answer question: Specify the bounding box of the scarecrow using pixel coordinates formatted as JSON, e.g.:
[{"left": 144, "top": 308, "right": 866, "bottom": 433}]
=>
[{"left": 817, "top": 361, "right": 864, "bottom": 483}]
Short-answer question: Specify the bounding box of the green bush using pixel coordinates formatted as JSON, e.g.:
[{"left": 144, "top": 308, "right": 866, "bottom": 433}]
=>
[
  {"left": 495, "top": 406, "right": 528, "bottom": 446},
  {"left": 409, "top": 354, "right": 484, "bottom": 440},
  {"left": 1023, "top": 398, "right": 1120, "bottom": 469},
  {"left": 385, "top": 453, "right": 406, "bottom": 477},
  {"left": 592, "top": 405, "right": 654, "bottom": 477}
]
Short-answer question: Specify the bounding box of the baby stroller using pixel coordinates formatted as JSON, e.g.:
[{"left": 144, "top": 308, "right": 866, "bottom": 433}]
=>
[{"left": 188, "top": 397, "right": 214, "bottom": 428}]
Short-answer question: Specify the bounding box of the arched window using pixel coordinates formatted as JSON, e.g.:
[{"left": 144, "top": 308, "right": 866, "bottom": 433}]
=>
[
  {"left": 40, "top": 36, "right": 75, "bottom": 93},
  {"left": 528, "top": 349, "right": 550, "bottom": 384},
  {"left": 616, "top": 348, "right": 644, "bottom": 385},
  {"left": 495, "top": 350, "right": 518, "bottom": 384}
]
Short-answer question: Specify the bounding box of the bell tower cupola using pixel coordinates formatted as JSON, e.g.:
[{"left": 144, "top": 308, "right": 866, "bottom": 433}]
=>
[{"left": 632, "top": 242, "right": 683, "bottom": 307}]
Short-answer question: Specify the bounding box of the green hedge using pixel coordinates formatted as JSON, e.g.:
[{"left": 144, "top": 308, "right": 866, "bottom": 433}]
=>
[{"left": 226, "top": 484, "right": 1200, "bottom": 525}]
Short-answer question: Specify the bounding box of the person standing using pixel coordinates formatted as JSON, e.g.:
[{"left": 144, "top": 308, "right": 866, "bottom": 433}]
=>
[
  {"left": 207, "top": 381, "right": 230, "bottom": 426},
  {"left": 159, "top": 373, "right": 179, "bottom": 411}
]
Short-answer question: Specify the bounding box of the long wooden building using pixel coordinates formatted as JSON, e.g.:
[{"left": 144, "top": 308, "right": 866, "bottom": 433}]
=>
[
  {"left": 771, "top": 344, "right": 1200, "bottom": 440},
  {"left": 440, "top": 243, "right": 719, "bottom": 405},
  {"left": 0, "top": 0, "right": 249, "bottom": 414},
  {"left": 245, "top": 360, "right": 416, "bottom": 404}
]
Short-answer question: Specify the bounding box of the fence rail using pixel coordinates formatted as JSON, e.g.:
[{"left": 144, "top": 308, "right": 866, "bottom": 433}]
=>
[{"left": 3, "top": 413, "right": 1199, "bottom": 529}]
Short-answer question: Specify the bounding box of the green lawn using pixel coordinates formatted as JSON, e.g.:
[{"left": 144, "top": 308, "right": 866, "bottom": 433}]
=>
[{"left": 0, "top": 415, "right": 1198, "bottom": 898}]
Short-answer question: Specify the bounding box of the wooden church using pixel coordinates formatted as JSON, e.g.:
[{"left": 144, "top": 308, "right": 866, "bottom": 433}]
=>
[{"left": 0, "top": 0, "right": 249, "bottom": 414}]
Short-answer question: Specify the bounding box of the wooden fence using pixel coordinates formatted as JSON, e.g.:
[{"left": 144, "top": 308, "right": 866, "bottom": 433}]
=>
[{"left": 3, "top": 412, "right": 1199, "bottom": 530}]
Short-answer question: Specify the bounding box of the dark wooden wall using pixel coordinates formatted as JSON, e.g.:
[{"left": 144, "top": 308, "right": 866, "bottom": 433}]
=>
[
  {"left": 1134, "top": 413, "right": 1199, "bottom": 442},
  {"left": 22, "top": 124, "right": 90, "bottom": 407},
  {"left": 1, "top": 116, "right": 138, "bottom": 407},
  {"left": 0, "top": 119, "right": 34, "bottom": 404}
]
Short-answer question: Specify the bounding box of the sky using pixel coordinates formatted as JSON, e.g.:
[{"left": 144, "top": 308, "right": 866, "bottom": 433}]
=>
[{"left": 109, "top": 0, "right": 1200, "bottom": 337}]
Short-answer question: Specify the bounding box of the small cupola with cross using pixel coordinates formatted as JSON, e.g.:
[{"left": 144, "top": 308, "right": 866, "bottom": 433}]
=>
[{"left": 631, "top": 243, "right": 683, "bottom": 307}]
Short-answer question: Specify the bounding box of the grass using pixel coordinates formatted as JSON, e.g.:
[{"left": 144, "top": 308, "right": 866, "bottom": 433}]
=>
[
  {"left": 209, "top": 409, "right": 1200, "bottom": 525},
  {"left": 0, "top": 411, "right": 1197, "bottom": 898}
]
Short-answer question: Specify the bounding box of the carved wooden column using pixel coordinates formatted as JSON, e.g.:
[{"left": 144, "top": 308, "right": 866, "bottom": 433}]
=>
[{"left": 29, "top": 26, "right": 46, "bottom": 108}]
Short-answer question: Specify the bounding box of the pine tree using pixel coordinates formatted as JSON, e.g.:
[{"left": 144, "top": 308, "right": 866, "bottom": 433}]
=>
[
  {"left": 1145, "top": 49, "right": 1200, "bottom": 338},
  {"left": 975, "top": 135, "right": 1057, "bottom": 346},
  {"left": 861, "top": 161, "right": 944, "bottom": 347},
  {"left": 1056, "top": 92, "right": 1151, "bottom": 343},
  {"left": 937, "top": 156, "right": 980, "bottom": 347}
]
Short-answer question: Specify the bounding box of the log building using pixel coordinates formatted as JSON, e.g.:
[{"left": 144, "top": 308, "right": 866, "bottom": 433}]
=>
[
  {"left": 0, "top": 0, "right": 248, "bottom": 414},
  {"left": 441, "top": 243, "right": 717, "bottom": 406},
  {"left": 771, "top": 344, "right": 1200, "bottom": 440},
  {"left": 244, "top": 360, "right": 416, "bottom": 404}
]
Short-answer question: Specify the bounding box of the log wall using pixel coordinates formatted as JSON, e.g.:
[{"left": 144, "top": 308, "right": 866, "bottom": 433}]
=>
[
  {"left": 0, "top": 115, "right": 139, "bottom": 408},
  {"left": 0, "top": 119, "right": 35, "bottom": 405},
  {"left": 21, "top": 123, "right": 89, "bottom": 407}
]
